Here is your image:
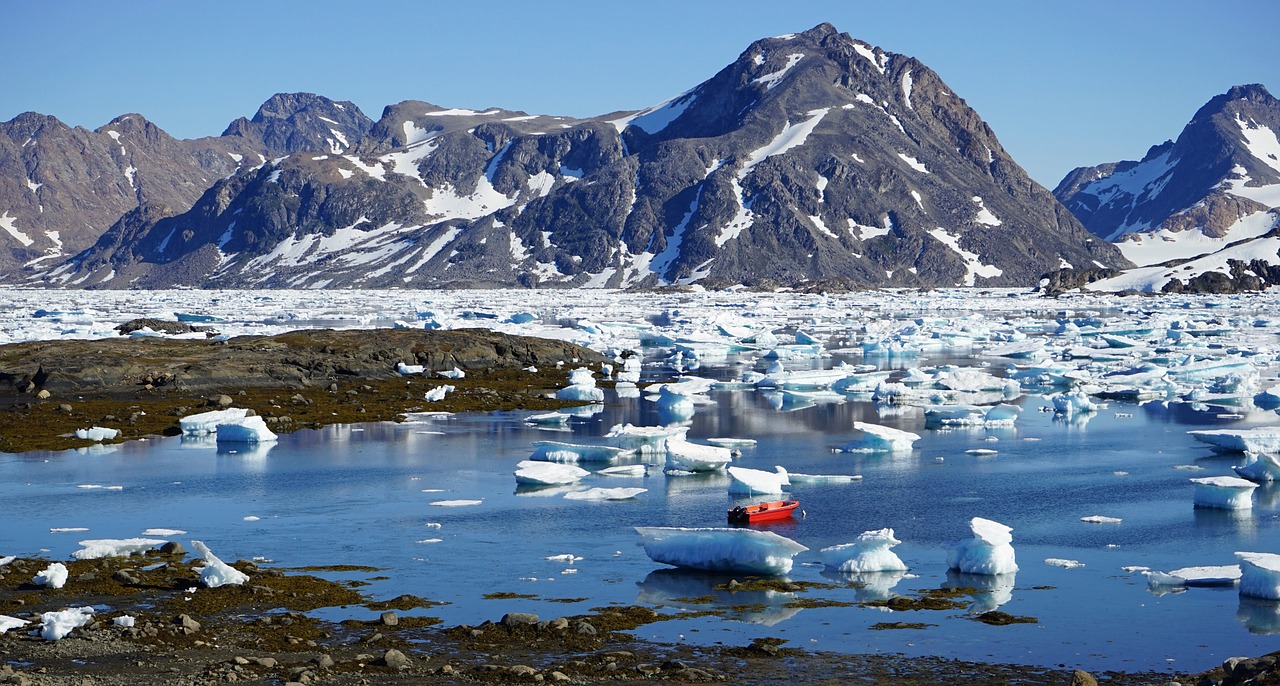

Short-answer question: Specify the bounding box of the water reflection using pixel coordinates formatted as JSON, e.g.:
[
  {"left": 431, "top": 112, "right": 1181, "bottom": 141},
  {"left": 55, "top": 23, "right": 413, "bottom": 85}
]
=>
[
  {"left": 944, "top": 571, "right": 1015, "bottom": 613},
  {"left": 635, "top": 569, "right": 803, "bottom": 626},
  {"left": 1237, "top": 596, "right": 1280, "bottom": 634},
  {"left": 820, "top": 569, "right": 906, "bottom": 602}
]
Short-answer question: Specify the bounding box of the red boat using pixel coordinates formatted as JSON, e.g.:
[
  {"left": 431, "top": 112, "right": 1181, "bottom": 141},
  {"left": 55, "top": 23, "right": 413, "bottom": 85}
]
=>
[{"left": 728, "top": 499, "right": 800, "bottom": 524}]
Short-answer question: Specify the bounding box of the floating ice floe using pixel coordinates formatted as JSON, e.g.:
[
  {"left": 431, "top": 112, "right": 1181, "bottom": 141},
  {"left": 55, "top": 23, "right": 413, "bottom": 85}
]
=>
[
  {"left": 564, "top": 487, "right": 646, "bottom": 501},
  {"left": 72, "top": 538, "right": 167, "bottom": 560},
  {"left": 1237, "top": 552, "right": 1280, "bottom": 600},
  {"left": 75, "top": 426, "right": 119, "bottom": 442},
  {"left": 604, "top": 423, "right": 685, "bottom": 454},
  {"left": 0, "top": 615, "right": 26, "bottom": 634},
  {"left": 946, "top": 517, "right": 1018, "bottom": 575},
  {"left": 40, "top": 606, "right": 94, "bottom": 641},
  {"left": 1146, "top": 565, "right": 1242, "bottom": 589},
  {"left": 430, "top": 499, "right": 482, "bottom": 507},
  {"left": 922, "top": 404, "right": 1020, "bottom": 427},
  {"left": 191, "top": 540, "right": 250, "bottom": 588},
  {"left": 821, "top": 528, "right": 908, "bottom": 573},
  {"left": 664, "top": 437, "right": 733, "bottom": 473},
  {"left": 1188, "top": 428, "right": 1280, "bottom": 454},
  {"left": 179, "top": 408, "right": 250, "bottom": 435},
  {"left": 1190, "top": 476, "right": 1258, "bottom": 509},
  {"left": 786, "top": 471, "right": 862, "bottom": 484},
  {"left": 596, "top": 464, "right": 647, "bottom": 477},
  {"left": 214, "top": 416, "right": 278, "bottom": 443},
  {"left": 556, "top": 367, "right": 604, "bottom": 402},
  {"left": 1234, "top": 452, "right": 1280, "bottom": 483},
  {"left": 33, "top": 562, "right": 68, "bottom": 589},
  {"left": 755, "top": 365, "right": 852, "bottom": 390},
  {"left": 842, "top": 422, "right": 920, "bottom": 454},
  {"left": 1255, "top": 385, "right": 1280, "bottom": 409},
  {"left": 706, "top": 437, "right": 757, "bottom": 449},
  {"left": 1081, "top": 515, "right": 1123, "bottom": 524},
  {"left": 1045, "top": 558, "right": 1085, "bottom": 569},
  {"left": 727, "top": 466, "right": 789, "bottom": 495},
  {"left": 1049, "top": 390, "right": 1097, "bottom": 416},
  {"left": 524, "top": 411, "right": 572, "bottom": 427},
  {"left": 514, "top": 460, "right": 589, "bottom": 486},
  {"left": 635, "top": 526, "right": 808, "bottom": 575},
  {"left": 424, "top": 385, "right": 455, "bottom": 402},
  {"left": 529, "top": 441, "right": 634, "bottom": 463}
]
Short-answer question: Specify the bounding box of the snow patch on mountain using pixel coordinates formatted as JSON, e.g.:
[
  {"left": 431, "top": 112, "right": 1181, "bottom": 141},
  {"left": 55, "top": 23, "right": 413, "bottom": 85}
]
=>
[
  {"left": 1117, "top": 210, "right": 1278, "bottom": 267},
  {"left": 753, "top": 53, "right": 805, "bottom": 90},
  {"left": 1089, "top": 234, "right": 1280, "bottom": 293},
  {"left": 928, "top": 228, "right": 1002, "bottom": 286},
  {"left": 1236, "top": 114, "right": 1280, "bottom": 174}
]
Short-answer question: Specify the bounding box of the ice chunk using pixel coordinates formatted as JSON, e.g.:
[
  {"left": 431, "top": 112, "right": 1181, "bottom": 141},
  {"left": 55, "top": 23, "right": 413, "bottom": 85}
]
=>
[
  {"left": 179, "top": 408, "right": 250, "bottom": 435},
  {"left": 604, "top": 423, "right": 685, "bottom": 453},
  {"left": 706, "top": 437, "right": 758, "bottom": 449},
  {"left": 1146, "top": 565, "right": 1242, "bottom": 588},
  {"left": 557, "top": 367, "right": 604, "bottom": 402},
  {"left": 821, "top": 528, "right": 908, "bottom": 572},
  {"left": 75, "top": 426, "right": 119, "bottom": 442},
  {"left": 191, "top": 540, "right": 250, "bottom": 588},
  {"left": 635, "top": 526, "right": 808, "bottom": 575},
  {"left": 214, "top": 416, "right": 278, "bottom": 443},
  {"left": 596, "top": 464, "right": 647, "bottom": 477},
  {"left": 113, "top": 615, "right": 136, "bottom": 628},
  {"left": 1238, "top": 552, "right": 1280, "bottom": 600},
  {"left": 33, "top": 562, "right": 68, "bottom": 588},
  {"left": 430, "top": 499, "right": 482, "bottom": 507},
  {"left": 1188, "top": 428, "right": 1280, "bottom": 454},
  {"left": 1049, "top": 390, "right": 1097, "bottom": 416},
  {"left": 438, "top": 366, "right": 466, "bottom": 379},
  {"left": 0, "top": 614, "right": 27, "bottom": 634},
  {"left": 72, "top": 537, "right": 167, "bottom": 560},
  {"left": 524, "top": 411, "right": 572, "bottom": 426},
  {"left": 1191, "top": 476, "right": 1258, "bottom": 510},
  {"left": 424, "top": 384, "right": 455, "bottom": 401},
  {"left": 529, "top": 441, "right": 635, "bottom": 463},
  {"left": 946, "top": 517, "right": 1018, "bottom": 575},
  {"left": 396, "top": 361, "right": 424, "bottom": 375},
  {"left": 1081, "top": 515, "right": 1122, "bottom": 524},
  {"left": 656, "top": 386, "right": 695, "bottom": 422},
  {"left": 727, "top": 465, "right": 790, "bottom": 495},
  {"left": 1234, "top": 452, "right": 1280, "bottom": 483},
  {"left": 615, "top": 356, "right": 642, "bottom": 384},
  {"left": 514, "top": 460, "right": 589, "bottom": 486},
  {"left": 40, "top": 606, "right": 94, "bottom": 641},
  {"left": 1045, "top": 558, "right": 1085, "bottom": 569},
  {"left": 1255, "top": 385, "right": 1280, "bottom": 409},
  {"left": 665, "top": 437, "right": 733, "bottom": 472},
  {"left": 564, "top": 487, "right": 646, "bottom": 500},
  {"left": 842, "top": 422, "right": 920, "bottom": 454},
  {"left": 786, "top": 471, "right": 862, "bottom": 483}
]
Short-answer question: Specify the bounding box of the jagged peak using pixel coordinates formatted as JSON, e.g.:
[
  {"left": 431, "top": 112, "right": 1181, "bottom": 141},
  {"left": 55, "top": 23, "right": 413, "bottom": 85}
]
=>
[
  {"left": 251, "top": 92, "right": 362, "bottom": 122},
  {"left": 1225, "top": 83, "right": 1274, "bottom": 102}
]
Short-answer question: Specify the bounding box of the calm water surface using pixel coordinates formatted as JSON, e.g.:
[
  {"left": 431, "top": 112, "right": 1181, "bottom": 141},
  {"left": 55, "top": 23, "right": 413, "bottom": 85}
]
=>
[{"left": 2, "top": 373, "right": 1279, "bottom": 672}]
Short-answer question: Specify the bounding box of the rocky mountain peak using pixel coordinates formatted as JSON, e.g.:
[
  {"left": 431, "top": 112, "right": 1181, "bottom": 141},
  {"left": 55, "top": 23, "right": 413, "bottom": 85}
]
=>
[{"left": 220, "top": 92, "right": 373, "bottom": 156}]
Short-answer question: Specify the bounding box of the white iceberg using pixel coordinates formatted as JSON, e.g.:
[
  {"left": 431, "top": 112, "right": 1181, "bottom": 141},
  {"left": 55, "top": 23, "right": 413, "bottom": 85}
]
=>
[
  {"left": 1049, "top": 390, "right": 1097, "bottom": 416},
  {"left": 557, "top": 367, "right": 604, "bottom": 402},
  {"left": 946, "top": 517, "right": 1018, "bottom": 575},
  {"left": 604, "top": 423, "right": 685, "bottom": 454},
  {"left": 1191, "top": 476, "right": 1258, "bottom": 510},
  {"left": 821, "top": 528, "right": 909, "bottom": 573},
  {"left": 1146, "top": 564, "right": 1242, "bottom": 588},
  {"left": 514, "top": 460, "right": 589, "bottom": 486},
  {"left": 191, "top": 540, "right": 250, "bottom": 588},
  {"left": 727, "top": 465, "right": 790, "bottom": 495},
  {"left": 214, "top": 415, "right": 278, "bottom": 443},
  {"left": 75, "top": 426, "right": 119, "bottom": 442},
  {"left": 72, "top": 537, "right": 167, "bottom": 560},
  {"left": 635, "top": 526, "right": 808, "bottom": 575},
  {"left": 1237, "top": 552, "right": 1280, "bottom": 600},
  {"left": 179, "top": 408, "right": 250, "bottom": 435},
  {"left": 33, "top": 562, "right": 69, "bottom": 589},
  {"left": 664, "top": 437, "right": 733, "bottom": 472},
  {"left": 615, "top": 356, "right": 642, "bottom": 384},
  {"left": 529, "top": 441, "right": 634, "bottom": 463},
  {"left": 1235, "top": 452, "right": 1280, "bottom": 483},
  {"left": 842, "top": 422, "right": 920, "bottom": 454},
  {"left": 40, "top": 606, "right": 94, "bottom": 641},
  {"left": 1188, "top": 428, "right": 1280, "bottom": 454},
  {"left": 564, "top": 487, "right": 646, "bottom": 501},
  {"left": 655, "top": 385, "right": 696, "bottom": 422}
]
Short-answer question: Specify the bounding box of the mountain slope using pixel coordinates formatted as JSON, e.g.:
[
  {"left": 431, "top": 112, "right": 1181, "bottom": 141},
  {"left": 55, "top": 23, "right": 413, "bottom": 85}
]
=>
[
  {"left": 31, "top": 24, "right": 1128, "bottom": 290},
  {"left": 1055, "top": 84, "right": 1280, "bottom": 280}
]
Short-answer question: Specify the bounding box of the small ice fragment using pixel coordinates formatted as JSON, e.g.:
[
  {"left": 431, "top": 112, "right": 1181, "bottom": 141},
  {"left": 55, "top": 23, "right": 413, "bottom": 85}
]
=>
[
  {"left": 514, "top": 460, "right": 589, "bottom": 486},
  {"left": 396, "top": 362, "right": 424, "bottom": 375},
  {"left": 72, "top": 538, "right": 167, "bottom": 560},
  {"left": 33, "top": 562, "right": 69, "bottom": 589},
  {"left": 545, "top": 554, "right": 582, "bottom": 562},
  {"left": 564, "top": 487, "right": 647, "bottom": 501},
  {"left": 1045, "top": 558, "right": 1085, "bottom": 569},
  {"left": 141, "top": 528, "right": 187, "bottom": 536},
  {"left": 50, "top": 527, "right": 90, "bottom": 533},
  {"left": 113, "top": 615, "right": 136, "bottom": 628},
  {"left": 965, "top": 449, "right": 998, "bottom": 456},
  {"left": 430, "top": 499, "right": 483, "bottom": 507},
  {"left": 1081, "top": 515, "right": 1122, "bottom": 524},
  {"left": 40, "top": 606, "right": 94, "bottom": 640},
  {"left": 0, "top": 615, "right": 27, "bottom": 634},
  {"left": 242, "top": 515, "right": 261, "bottom": 522},
  {"left": 424, "top": 385, "right": 455, "bottom": 402},
  {"left": 438, "top": 366, "right": 465, "bottom": 379},
  {"left": 75, "top": 426, "right": 119, "bottom": 442},
  {"left": 424, "top": 522, "right": 442, "bottom": 529},
  {"left": 214, "top": 416, "right": 277, "bottom": 443},
  {"left": 191, "top": 540, "right": 250, "bottom": 588},
  {"left": 416, "top": 538, "right": 443, "bottom": 544},
  {"left": 1190, "top": 476, "right": 1258, "bottom": 510}
]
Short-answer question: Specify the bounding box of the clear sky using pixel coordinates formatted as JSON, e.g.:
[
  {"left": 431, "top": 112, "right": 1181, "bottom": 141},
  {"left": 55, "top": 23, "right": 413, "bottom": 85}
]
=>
[{"left": 5, "top": 0, "right": 1277, "bottom": 187}]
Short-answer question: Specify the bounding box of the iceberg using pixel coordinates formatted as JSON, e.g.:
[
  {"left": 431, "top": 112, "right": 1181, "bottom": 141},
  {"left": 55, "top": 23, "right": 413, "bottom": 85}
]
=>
[
  {"left": 635, "top": 526, "right": 808, "bottom": 575},
  {"left": 40, "top": 606, "right": 94, "bottom": 641},
  {"left": 1049, "top": 390, "right": 1097, "bottom": 416},
  {"left": 821, "top": 528, "right": 909, "bottom": 573},
  {"left": 1237, "top": 552, "right": 1280, "bottom": 600},
  {"left": 557, "top": 367, "right": 604, "bottom": 402},
  {"left": 946, "top": 517, "right": 1018, "bottom": 575},
  {"left": 664, "top": 437, "right": 733, "bottom": 472},
  {"left": 1235, "top": 452, "right": 1280, "bottom": 483},
  {"left": 514, "top": 460, "right": 589, "bottom": 486},
  {"left": 564, "top": 487, "right": 646, "bottom": 501},
  {"left": 214, "top": 416, "right": 278, "bottom": 443},
  {"left": 604, "top": 423, "right": 685, "bottom": 454},
  {"left": 655, "top": 386, "right": 696, "bottom": 423},
  {"left": 191, "top": 540, "right": 250, "bottom": 588},
  {"left": 727, "top": 465, "right": 790, "bottom": 495},
  {"left": 1146, "top": 564, "right": 1242, "bottom": 589},
  {"left": 615, "top": 355, "right": 642, "bottom": 384},
  {"left": 33, "top": 562, "right": 69, "bottom": 589},
  {"left": 842, "top": 422, "right": 920, "bottom": 454},
  {"left": 529, "top": 441, "right": 635, "bottom": 463},
  {"left": 179, "top": 408, "right": 250, "bottom": 435},
  {"left": 1189, "top": 428, "right": 1280, "bottom": 454},
  {"left": 1191, "top": 476, "right": 1258, "bottom": 509},
  {"left": 75, "top": 426, "right": 120, "bottom": 442},
  {"left": 72, "top": 537, "right": 167, "bottom": 560}
]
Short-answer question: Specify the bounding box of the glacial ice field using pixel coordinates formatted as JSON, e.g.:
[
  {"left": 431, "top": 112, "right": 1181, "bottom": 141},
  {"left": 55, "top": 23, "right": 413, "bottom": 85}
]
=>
[{"left": 2, "top": 286, "right": 1280, "bottom": 671}]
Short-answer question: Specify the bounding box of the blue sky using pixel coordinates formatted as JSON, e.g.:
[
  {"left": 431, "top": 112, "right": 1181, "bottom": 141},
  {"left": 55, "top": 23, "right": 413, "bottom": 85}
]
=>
[{"left": 6, "top": 0, "right": 1277, "bottom": 186}]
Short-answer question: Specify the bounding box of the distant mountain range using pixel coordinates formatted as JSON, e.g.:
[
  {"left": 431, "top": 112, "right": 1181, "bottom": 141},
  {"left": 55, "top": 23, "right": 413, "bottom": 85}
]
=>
[
  {"left": 5, "top": 24, "right": 1274, "bottom": 292},
  {"left": 1054, "top": 84, "right": 1280, "bottom": 293}
]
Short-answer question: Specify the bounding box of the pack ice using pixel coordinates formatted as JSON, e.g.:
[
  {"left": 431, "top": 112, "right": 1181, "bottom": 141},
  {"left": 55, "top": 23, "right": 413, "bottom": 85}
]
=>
[{"left": 635, "top": 527, "right": 808, "bottom": 575}]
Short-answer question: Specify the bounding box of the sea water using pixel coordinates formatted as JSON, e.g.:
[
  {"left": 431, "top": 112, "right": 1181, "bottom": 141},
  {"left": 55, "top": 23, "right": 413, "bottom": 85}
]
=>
[{"left": 2, "top": 380, "right": 1278, "bottom": 673}]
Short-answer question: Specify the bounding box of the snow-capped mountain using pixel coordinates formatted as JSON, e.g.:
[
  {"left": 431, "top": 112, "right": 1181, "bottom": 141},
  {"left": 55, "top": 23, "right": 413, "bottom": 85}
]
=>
[
  {"left": 1055, "top": 84, "right": 1280, "bottom": 292},
  {"left": 17, "top": 23, "right": 1127, "bottom": 290}
]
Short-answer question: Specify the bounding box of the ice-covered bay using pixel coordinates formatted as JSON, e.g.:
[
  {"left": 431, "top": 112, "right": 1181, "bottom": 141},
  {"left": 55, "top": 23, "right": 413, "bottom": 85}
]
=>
[{"left": 1, "top": 287, "right": 1280, "bottom": 669}]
